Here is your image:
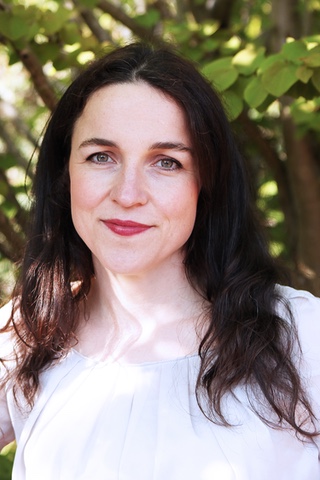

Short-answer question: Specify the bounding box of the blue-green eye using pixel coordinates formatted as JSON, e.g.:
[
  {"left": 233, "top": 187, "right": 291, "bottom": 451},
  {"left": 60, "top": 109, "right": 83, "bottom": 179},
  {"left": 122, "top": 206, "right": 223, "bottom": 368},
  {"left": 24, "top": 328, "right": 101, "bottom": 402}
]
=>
[
  {"left": 156, "top": 158, "right": 182, "bottom": 170},
  {"left": 88, "top": 152, "right": 112, "bottom": 163}
]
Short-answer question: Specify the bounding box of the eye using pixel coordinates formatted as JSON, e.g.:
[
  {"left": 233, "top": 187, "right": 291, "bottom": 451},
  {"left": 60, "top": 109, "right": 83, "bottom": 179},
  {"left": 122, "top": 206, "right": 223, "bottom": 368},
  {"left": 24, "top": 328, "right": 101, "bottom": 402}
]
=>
[
  {"left": 87, "top": 152, "right": 113, "bottom": 164},
  {"left": 155, "top": 158, "right": 182, "bottom": 170}
]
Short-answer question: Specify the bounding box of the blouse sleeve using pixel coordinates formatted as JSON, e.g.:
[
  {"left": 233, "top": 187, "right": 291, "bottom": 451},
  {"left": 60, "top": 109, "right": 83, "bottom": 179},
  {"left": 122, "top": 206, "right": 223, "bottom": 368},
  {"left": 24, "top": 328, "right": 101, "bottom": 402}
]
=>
[
  {"left": 0, "top": 301, "right": 16, "bottom": 449},
  {"left": 280, "top": 286, "right": 320, "bottom": 446},
  {"left": 281, "top": 286, "right": 320, "bottom": 374}
]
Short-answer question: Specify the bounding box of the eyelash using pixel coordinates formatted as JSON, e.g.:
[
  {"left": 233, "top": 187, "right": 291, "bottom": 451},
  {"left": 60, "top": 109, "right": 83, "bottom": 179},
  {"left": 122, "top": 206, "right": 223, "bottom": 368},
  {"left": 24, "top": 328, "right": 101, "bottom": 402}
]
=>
[
  {"left": 86, "top": 152, "right": 183, "bottom": 170},
  {"left": 87, "top": 152, "right": 113, "bottom": 163},
  {"left": 155, "top": 158, "right": 182, "bottom": 170}
]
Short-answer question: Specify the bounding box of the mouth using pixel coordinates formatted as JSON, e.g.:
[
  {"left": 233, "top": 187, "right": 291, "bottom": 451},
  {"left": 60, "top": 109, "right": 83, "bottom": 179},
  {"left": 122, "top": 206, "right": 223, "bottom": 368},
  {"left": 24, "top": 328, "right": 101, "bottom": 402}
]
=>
[{"left": 102, "top": 219, "right": 153, "bottom": 236}]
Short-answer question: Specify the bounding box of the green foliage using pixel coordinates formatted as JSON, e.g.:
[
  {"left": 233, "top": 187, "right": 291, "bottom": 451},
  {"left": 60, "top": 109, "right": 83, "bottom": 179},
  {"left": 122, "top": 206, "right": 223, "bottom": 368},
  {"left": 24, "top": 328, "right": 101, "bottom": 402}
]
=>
[
  {"left": 0, "top": 6, "right": 39, "bottom": 41},
  {"left": 135, "top": 9, "right": 161, "bottom": 28},
  {"left": 202, "top": 38, "right": 320, "bottom": 130},
  {"left": 0, "top": 0, "right": 320, "bottom": 473},
  {"left": 0, "top": 443, "right": 16, "bottom": 480},
  {"left": 0, "top": 0, "right": 319, "bottom": 300},
  {"left": 202, "top": 57, "right": 239, "bottom": 91}
]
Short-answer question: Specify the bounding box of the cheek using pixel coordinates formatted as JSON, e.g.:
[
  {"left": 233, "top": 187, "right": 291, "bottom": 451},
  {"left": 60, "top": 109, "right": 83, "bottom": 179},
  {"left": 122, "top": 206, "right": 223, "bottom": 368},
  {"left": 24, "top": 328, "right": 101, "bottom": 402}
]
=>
[
  {"left": 69, "top": 173, "right": 102, "bottom": 214},
  {"left": 165, "top": 180, "right": 199, "bottom": 233},
  {"left": 182, "top": 179, "right": 199, "bottom": 213}
]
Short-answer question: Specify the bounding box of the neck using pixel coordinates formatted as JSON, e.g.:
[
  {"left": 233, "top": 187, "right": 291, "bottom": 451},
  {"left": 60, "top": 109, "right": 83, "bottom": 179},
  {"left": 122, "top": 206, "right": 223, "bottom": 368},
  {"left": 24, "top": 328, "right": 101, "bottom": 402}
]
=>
[
  {"left": 91, "top": 258, "right": 202, "bottom": 325},
  {"left": 76, "top": 258, "right": 207, "bottom": 363}
]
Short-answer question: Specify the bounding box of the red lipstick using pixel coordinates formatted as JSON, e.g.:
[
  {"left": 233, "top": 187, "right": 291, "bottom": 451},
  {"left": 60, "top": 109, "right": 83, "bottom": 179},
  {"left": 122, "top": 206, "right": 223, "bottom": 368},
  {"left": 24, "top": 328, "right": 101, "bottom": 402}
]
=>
[{"left": 103, "top": 219, "right": 152, "bottom": 236}]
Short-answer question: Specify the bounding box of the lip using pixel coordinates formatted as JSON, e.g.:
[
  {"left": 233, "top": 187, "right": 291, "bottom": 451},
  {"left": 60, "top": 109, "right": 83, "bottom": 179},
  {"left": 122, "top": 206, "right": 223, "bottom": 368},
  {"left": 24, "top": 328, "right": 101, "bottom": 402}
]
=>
[{"left": 102, "top": 219, "right": 153, "bottom": 236}]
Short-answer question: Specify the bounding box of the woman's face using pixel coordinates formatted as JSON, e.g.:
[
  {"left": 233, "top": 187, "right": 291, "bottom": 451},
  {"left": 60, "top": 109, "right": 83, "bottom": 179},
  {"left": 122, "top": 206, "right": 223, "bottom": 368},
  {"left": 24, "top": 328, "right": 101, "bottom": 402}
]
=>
[{"left": 69, "top": 82, "right": 199, "bottom": 277}]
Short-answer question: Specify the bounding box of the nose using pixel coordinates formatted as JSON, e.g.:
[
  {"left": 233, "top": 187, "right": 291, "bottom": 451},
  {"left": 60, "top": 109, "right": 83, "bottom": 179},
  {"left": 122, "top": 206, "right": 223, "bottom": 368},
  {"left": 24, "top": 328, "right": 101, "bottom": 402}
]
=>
[{"left": 109, "top": 163, "right": 148, "bottom": 207}]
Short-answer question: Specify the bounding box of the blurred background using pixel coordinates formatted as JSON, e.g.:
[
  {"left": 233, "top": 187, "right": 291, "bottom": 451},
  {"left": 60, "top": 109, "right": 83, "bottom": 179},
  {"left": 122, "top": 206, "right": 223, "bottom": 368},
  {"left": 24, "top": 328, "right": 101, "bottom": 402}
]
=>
[
  {"left": 0, "top": 0, "right": 320, "bottom": 307},
  {"left": 1, "top": 1, "right": 320, "bottom": 475}
]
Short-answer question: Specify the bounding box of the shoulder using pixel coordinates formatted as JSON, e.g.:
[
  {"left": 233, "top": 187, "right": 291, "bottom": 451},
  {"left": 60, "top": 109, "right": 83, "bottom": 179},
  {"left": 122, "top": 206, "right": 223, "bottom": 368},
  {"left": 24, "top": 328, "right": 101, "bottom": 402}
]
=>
[
  {"left": 277, "top": 285, "right": 320, "bottom": 375},
  {"left": 0, "top": 302, "right": 16, "bottom": 449},
  {"left": 0, "top": 300, "right": 14, "bottom": 341},
  {"left": 276, "top": 284, "right": 320, "bottom": 322},
  {"left": 0, "top": 300, "right": 18, "bottom": 366},
  {"left": 277, "top": 284, "right": 320, "bottom": 302},
  {"left": 0, "top": 300, "right": 13, "bottom": 327}
]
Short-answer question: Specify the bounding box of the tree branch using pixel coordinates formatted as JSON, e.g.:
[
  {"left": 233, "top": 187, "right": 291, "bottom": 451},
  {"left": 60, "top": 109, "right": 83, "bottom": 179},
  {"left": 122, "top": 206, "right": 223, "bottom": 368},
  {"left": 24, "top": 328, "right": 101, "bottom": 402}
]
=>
[
  {"left": 188, "top": 0, "right": 237, "bottom": 25},
  {"left": 16, "top": 47, "right": 58, "bottom": 111},
  {"left": 0, "top": 0, "right": 57, "bottom": 110},
  {"left": 238, "top": 112, "right": 295, "bottom": 237},
  {"left": 282, "top": 113, "right": 320, "bottom": 294},
  {"left": 0, "top": 120, "right": 32, "bottom": 174},
  {"left": 72, "top": 0, "right": 112, "bottom": 43},
  {"left": 0, "top": 0, "right": 8, "bottom": 11},
  {"left": 0, "top": 240, "right": 17, "bottom": 264},
  {"left": 97, "top": 0, "right": 158, "bottom": 41},
  {"left": 0, "top": 98, "right": 39, "bottom": 151},
  {"left": 153, "top": 0, "right": 174, "bottom": 20},
  {"left": 0, "top": 209, "right": 25, "bottom": 261},
  {"left": 270, "top": 0, "right": 303, "bottom": 50},
  {"left": 0, "top": 169, "right": 29, "bottom": 233}
]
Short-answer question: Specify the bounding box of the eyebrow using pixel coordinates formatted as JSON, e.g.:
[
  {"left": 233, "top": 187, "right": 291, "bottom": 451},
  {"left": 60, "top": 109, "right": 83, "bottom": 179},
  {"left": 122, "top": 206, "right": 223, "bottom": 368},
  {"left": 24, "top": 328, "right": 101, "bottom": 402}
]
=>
[
  {"left": 78, "top": 137, "right": 192, "bottom": 153},
  {"left": 149, "top": 141, "right": 192, "bottom": 153},
  {"left": 78, "top": 138, "right": 117, "bottom": 149}
]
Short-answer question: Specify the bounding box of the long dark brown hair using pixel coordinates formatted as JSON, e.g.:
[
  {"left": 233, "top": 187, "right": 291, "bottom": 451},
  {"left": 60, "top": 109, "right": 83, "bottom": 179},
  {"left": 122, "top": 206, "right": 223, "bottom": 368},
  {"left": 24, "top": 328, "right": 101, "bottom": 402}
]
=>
[{"left": 1, "top": 42, "right": 317, "bottom": 438}]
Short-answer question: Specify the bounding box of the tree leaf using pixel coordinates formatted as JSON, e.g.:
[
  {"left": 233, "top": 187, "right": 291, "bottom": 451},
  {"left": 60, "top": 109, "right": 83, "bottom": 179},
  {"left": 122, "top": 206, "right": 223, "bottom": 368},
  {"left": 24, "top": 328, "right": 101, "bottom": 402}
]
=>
[
  {"left": 0, "top": 200, "right": 18, "bottom": 220},
  {"left": 302, "top": 53, "right": 320, "bottom": 67},
  {"left": 202, "top": 57, "right": 239, "bottom": 92},
  {"left": 223, "top": 90, "right": 243, "bottom": 120},
  {"left": 40, "top": 7, "right": 71, "bottom": 35},
  {"left": 0, "top": 154, "right": 17, "bottom": 171},
  {"left": 261, "top": 60, "right": 298, "bottom": 96},
  {"left": 301, "top": 45, "right": 320, "bottom": 67},
  {"left": 31, "top": 43, "right": 61, "bottom": 65},
  {"left": 258, "top": 53, "right": 283, "bottom": 74},
  {"left": 0, "top": 6, "right": 40, "bottom": 41},
  {"left": 201, "top": 38, "right": 220, "bottom": 53},
  {"left": 296, "top": 65, "right": 313, "bottom": 83},
  {"left": 135, "top": 9, "right": 161, "bottom": 28},
  {"left": 244, "top": 76, "right": 268, "bottom": 108},
  {"left": 77, "top": 0, "right": 99, "bottom": 7},
  {"left": 60, "top": 23, "right": 83, "bottom": 46},
  {"left": 232, "top": 45, "right": 265, "bottom": 75},
  {"left": 290, "top": 99, "right": 320, "bottom": 131},
  {"left": 0, "top": 12, "right": 22, "bottom": 41},
  {"left": 0, "top": 454, "right": 13, "bottom": 480},
  {"left": 0, "top": 180, "right": 9, "bottom": 197},
  {"left": 311, "top": 68, "right": 320, "bottom": 92},
  {"left": 281, "top": 40, "right": 308, "bottom": 64}
]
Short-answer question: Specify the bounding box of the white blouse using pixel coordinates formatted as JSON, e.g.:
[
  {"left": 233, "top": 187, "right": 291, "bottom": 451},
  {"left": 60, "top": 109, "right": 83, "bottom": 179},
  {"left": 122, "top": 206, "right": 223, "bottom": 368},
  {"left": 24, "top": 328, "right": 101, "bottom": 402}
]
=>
[{"left": 1, "top": 286, "right": 320, "bottom": 480}]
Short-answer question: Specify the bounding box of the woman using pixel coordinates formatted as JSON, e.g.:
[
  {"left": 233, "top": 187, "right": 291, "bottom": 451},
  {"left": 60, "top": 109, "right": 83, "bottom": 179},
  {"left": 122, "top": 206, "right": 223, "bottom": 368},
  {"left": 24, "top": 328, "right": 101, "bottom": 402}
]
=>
[{"left": 0, "top": 42, "right": 319, "bottom": 479}]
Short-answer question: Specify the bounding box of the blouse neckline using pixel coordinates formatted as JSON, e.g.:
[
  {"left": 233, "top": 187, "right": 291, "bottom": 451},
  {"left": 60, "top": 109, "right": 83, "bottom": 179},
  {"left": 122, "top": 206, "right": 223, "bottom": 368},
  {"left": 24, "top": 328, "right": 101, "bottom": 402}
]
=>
[{"left": 70, "top": 347, "right": 199, "bottom": 369}]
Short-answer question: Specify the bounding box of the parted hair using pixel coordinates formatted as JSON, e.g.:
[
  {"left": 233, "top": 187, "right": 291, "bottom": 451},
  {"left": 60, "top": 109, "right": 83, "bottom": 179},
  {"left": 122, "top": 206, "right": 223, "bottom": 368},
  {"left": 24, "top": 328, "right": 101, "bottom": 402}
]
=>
[{"left": 2, "top": 42, "right": 317, "bottom": 438}]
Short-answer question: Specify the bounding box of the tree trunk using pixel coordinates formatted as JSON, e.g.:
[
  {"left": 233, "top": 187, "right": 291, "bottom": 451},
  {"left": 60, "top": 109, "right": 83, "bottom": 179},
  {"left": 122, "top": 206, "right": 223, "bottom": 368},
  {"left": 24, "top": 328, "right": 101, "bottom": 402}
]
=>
[
  {"left": 282, "top": 113, "right": 320, "bottom": 294},
  {"left": 188, "top": 0, "right": 237, "bottom": 25},
  {"left": 269, "top": 0, "right": 320, "bottom": 295},
  {"left": 271, "top": 0, "right": 302, "bottom": 48}
]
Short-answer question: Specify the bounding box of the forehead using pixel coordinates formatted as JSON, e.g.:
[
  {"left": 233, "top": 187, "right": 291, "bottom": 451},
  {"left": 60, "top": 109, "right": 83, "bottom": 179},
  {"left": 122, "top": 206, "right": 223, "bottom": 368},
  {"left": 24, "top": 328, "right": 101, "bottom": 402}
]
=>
[
  {"left": 83, "top": 82, "right": 183, "bottom": 117},
  {"left": 72, "top": 82, "right": 191, "bottom": 145}
]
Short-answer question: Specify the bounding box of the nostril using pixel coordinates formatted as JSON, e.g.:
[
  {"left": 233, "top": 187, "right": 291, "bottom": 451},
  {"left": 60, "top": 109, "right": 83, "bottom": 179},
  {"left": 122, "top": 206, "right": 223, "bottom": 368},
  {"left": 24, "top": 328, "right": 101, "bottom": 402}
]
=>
[{"left": 110, "top": 173, "right": 147, "bottom": 207}]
